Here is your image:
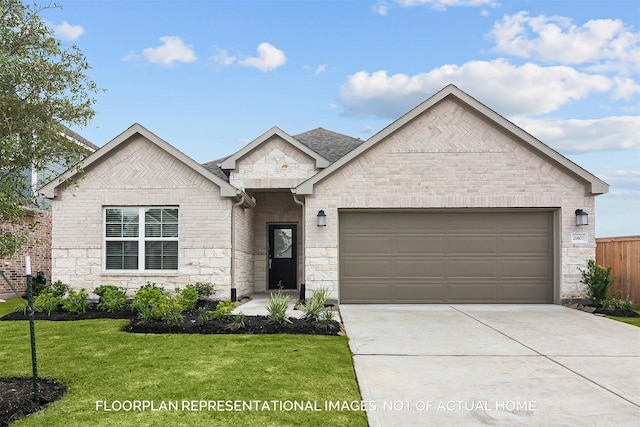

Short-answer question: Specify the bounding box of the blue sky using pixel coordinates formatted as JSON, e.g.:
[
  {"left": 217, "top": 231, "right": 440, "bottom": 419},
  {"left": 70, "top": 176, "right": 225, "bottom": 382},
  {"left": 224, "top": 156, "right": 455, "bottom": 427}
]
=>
[{"left": 42, "top": 0, "right": 639, "bottom": 238}]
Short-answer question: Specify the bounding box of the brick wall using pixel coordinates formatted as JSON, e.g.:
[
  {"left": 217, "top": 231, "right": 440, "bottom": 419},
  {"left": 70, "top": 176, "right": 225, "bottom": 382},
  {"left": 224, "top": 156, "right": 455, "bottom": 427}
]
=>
[
  {"left": 304, "top": 98, "right": 597, "bottom": 301},
  {"left": 50, "top": 135, "right": 234, "bottom": 298},
  {"left": 0, "top": 210, "right": 52, "bottom": 299}
]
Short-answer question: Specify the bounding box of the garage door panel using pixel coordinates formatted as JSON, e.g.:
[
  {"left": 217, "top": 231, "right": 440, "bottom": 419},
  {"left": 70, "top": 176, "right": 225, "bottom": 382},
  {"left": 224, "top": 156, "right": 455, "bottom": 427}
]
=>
[
  {"left": 500, "top": 259, "right": 552, "bottom": 278},
  {"left": 501, "top": 236, "right": 551, "bottom": 254},
  {"left": 340, "top": 281, "right": 391, "bottom": 302},
  {"left": 339, "top": 210, "right": 554, "bottom": 304},
  {"left": 446, "top": 282, "right": 498, "bottom": 303},
  {"left": 395, "top": 236, "right": 444, "bottom": 254},
  {"left": 396, "top": 260, "right": 444, "bottom": 278},
  {"left": 446, "top": 236, "right": 498, "bottom": 254},
  {"left": 395, "top": 282, "right": 446, "bottom": 302},
  {"left": 498, "top": 283, "right": 552, "bottom": 303},
  {"left": 341, "top": 259, "right": 391, "bottom": 278},
  {"left": 447, "top": 260, "right": 498, "bottom": 278},
  {"left": 341, "top": 237, "right": 392, "bottom": 254}
]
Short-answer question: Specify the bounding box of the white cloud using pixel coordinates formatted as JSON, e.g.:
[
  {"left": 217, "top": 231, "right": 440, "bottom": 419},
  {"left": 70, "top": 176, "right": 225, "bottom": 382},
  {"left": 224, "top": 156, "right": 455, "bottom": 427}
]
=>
[
  {"left": 141, "top": 36, "right": 197, "bottom": 66},
  {"left": 373, "top": 1, "right": 389, "bottom": 16},
  {"left": 51, "top": 21, "right": 85, "bottom": 41},
  {"left": 513, "top": 116, "right": 640, "bottom": 154},
  {"left": 239, "top": 42, "right": 286, "bottom": 72},
  {"left": 338, "top": 60, "right": 612, "bottom": 118},
  {"left": 212, "top": 47, "right": 236, "bottom": 67},
  {"left": 488, "top": 12, "right": 640, "bottom": 74},
  {"left": 314, "top": 64, "right": 327, "bottom": 75}
]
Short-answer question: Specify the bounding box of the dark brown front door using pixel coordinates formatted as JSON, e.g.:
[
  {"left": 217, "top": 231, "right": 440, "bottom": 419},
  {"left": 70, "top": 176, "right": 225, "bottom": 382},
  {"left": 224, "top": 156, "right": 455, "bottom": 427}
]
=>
[{"left": 268, "top": 224, "right": 297, "bottom": 290}]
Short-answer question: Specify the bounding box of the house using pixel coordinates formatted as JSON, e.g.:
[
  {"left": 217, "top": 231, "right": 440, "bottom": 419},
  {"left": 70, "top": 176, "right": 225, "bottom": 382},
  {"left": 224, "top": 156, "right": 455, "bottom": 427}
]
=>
[
  {"left": 0, "top": 127, "right": 98, "bottom": 299},
  {"left": 40, "top": 85, "right": 608, "bottom": 304}
]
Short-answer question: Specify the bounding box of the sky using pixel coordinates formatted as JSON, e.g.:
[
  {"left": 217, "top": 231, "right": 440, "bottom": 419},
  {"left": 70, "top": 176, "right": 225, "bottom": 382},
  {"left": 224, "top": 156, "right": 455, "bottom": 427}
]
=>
[{"left": 40, "top": 0, "right": 639, "bottom": 238}]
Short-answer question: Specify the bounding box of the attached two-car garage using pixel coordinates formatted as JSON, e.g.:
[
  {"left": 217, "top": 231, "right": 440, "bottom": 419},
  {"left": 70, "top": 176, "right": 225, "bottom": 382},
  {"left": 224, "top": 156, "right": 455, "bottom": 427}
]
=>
[{"left": 339, "top": 210, "right": 555, "bottom": 304}]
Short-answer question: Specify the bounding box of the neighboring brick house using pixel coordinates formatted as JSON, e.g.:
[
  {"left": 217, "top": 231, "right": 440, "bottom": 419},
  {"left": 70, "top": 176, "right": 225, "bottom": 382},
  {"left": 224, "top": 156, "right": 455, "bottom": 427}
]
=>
[
  {"left": 40, "top": 85, "right": 608, "bottom": 304},
  {"left": 0, "top": 128, "right": 97, "bottom": 299}
]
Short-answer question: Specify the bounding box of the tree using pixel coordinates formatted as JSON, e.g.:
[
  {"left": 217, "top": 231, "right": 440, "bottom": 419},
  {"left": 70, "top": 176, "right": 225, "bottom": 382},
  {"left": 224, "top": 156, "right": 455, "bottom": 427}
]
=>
[{"left": 0, "top": 0, "right": 100, "bottom": 258}]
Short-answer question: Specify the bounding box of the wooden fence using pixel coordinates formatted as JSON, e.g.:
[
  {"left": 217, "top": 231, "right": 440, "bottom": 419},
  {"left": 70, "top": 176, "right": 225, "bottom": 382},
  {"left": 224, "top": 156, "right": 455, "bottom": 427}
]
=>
[{"left": 596, "top": 236, "right": 640, "bottom": 304}]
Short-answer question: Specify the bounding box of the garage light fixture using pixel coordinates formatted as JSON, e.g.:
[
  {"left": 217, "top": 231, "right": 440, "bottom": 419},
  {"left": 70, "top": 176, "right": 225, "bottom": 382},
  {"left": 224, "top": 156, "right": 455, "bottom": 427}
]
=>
[
  {"left": 317, "top": 210, "right": 327, "bottom": 227},
  {"left": 575, "top": 209, "right": 589, "bottom": 226}
]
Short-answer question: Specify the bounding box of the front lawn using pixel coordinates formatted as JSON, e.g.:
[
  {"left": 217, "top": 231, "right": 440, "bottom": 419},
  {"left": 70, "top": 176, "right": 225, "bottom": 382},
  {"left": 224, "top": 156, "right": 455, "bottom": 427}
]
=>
[{"left": 0, "top": 298, "right": 367, "bottom": 426}]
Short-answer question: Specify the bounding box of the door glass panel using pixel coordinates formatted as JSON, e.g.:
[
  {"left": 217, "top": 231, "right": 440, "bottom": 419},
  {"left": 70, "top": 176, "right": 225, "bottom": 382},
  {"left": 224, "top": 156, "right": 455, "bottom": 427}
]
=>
[{"left": 274, "top": 228, "right": 293, "bottom": 259}]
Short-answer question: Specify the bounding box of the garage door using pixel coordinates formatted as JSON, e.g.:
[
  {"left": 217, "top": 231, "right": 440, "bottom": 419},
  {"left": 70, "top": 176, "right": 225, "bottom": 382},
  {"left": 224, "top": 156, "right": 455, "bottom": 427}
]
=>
[{"left": 339, "top": 210, "right": 554, "bottom": 303}]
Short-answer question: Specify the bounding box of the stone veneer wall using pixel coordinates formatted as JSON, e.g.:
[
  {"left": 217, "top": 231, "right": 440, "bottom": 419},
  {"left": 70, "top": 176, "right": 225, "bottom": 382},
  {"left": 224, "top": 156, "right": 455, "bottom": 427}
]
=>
[
  {"left": 303, "top": 98, "right": 597, "bottom": 302},
  {"left": 232, "top": 202, "right": 255, "bottom": 299},
  {"left": 0, "top": 210, "right": 52, "bottom": 299},
  {"left": 50, "top": 135, "right": 234, "bottom": 298},
  {"left": 229, "top": 136, "right": 318, "bottom": 190}
]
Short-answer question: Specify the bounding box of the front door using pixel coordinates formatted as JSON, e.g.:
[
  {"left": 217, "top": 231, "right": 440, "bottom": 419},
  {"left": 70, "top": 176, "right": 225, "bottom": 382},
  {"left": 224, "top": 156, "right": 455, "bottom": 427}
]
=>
[{"left": 268, "top": 224, "right": 297, "bottom": 290}]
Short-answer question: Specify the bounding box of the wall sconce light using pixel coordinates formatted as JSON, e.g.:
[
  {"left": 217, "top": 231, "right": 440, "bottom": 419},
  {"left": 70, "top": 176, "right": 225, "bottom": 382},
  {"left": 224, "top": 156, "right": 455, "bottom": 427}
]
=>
[
  {"left": 575, "top": 209, "right": 588, "bottom": 226},
  {"left": 317, "top": 210, "right": 327, "bottom": 227}
]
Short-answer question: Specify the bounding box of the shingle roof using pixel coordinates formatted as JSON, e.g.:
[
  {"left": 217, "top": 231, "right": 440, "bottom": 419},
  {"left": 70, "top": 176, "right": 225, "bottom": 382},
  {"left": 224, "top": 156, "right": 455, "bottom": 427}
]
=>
[
  {"left": 293, "top": 128, "right": 363, "bottom": 163},
  {"left": 201, "top": 157, "right": 230, "bottom": 181}
]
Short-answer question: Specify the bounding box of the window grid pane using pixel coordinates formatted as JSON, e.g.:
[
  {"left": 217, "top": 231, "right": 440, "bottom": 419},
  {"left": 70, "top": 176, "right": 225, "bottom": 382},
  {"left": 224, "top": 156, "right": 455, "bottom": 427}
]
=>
[{"left": 105, "top": 207, "right": 178, "bottom": 271}]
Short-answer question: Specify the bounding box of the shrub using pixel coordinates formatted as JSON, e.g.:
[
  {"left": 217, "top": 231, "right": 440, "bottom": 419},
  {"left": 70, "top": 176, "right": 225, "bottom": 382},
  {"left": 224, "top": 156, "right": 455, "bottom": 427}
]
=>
[
  {"left": 192, "top": 282, "right": 215, "bottom": 298},
  {"left": 94, "top": 285, "right": 121, "bottom": 298},
  {"left": 317, "top": 309, "right": 335, "bottom": 326},
  {"left": 63, "top": 288, "right": 90, "bottom": 313},
  {"left": 579, "top": 259, "right": 617, "bottom": 304},
  {"left": 34, "top": 293, "right": 63, "bottom": 315},
  {"left": 176, "top": 286, "right": 199, "bottom": 311},
  {"left": 266, "top": 292, "right": 291, "bottom": 325},
  {"left": 301, "top": 287, "right": 331, "bottom": 321},
  {"left": 50, "top": 280, "right": 70, "bottom": 298},
  {"left": 211, "top": 300, "right": 235, "bottom": 320},
  {"left": 97, "top": 287, "right": 128, "bottom": 312},
  {"left": 131, "top": 283, "right": 185, "bottom": 323}
]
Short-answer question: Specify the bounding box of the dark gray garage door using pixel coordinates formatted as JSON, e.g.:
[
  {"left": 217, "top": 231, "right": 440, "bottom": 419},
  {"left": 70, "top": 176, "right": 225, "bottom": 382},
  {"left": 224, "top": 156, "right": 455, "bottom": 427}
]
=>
[{"left": 339, "top": 210, "right": 554, "bottom": 303}]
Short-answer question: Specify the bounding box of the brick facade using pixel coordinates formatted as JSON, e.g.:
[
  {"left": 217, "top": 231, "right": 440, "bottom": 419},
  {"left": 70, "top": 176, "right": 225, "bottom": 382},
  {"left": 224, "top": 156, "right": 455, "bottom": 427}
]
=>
[
  {"left": 50, "top": 135, "right": 234, "bottom": 298},
  {"left": 304, "top": 98, "right": 596, "bottom": 302},
  {"left": 43, "top": 89, "right": 605, "bottom": 304},
  {"left": 0, "top": 210, "right": 52, "bottom": 299}
]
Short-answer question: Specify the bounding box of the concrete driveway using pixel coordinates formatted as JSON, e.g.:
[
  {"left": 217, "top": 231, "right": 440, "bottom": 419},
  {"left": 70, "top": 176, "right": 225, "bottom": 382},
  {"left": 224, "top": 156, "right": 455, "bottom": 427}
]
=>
[{"left": 340, "top": 305, "right": 640, "bottom": 426}]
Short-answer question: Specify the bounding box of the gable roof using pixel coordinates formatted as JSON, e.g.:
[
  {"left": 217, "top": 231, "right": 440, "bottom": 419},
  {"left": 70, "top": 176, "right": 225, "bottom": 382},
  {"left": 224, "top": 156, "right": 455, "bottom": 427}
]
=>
[
  {"left": 295, "top": 84, "right": 609, "bottom": 196},
  {"left": 218, "top": 126, "right": 330, "bottom": 170},
  {"left": 294, "top": 128, "right": 363, "bottom": 163},
  {"left": 40, "top": 123, "right": 252, "bottom": 202}
]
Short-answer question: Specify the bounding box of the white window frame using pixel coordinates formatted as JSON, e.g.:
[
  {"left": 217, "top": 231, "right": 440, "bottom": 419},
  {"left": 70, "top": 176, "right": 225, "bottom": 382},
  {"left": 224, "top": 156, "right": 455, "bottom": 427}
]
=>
[{"left": 103, "top": 206, "right": 179, "bottom": 272}]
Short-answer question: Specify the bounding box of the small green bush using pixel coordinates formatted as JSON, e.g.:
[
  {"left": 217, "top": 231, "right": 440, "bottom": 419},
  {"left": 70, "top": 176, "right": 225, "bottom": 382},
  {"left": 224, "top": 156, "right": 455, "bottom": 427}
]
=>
[
  {"left": 211, "top": 300, "right": 235, "bottom": 320},
  {"left": 192, "top": 282, "right": 215, "bottom": 298},
  {"left": 34, "top": 293, "right": 63, "bottom": 315},
  {"left": 50, "top": 280, "right": 70, "bottom": 298},
  {"left": 94, "top": 285, "right": 120, "bottom": 298},
  {"left": 97, "top": 287, "right": 128, "bottom": 312},
  {"left": 266, "top": 292, "right": 290, "bottom": 325},
  {"left": 317, "top": 309, "right": 335, "bottom": 326},
  {"left": 63, "top": 288, "right": 90, "bottom": 313},
  {"left": 301, "top": 287, "right": 331, "bottom": 321},
  {"left": 579, "top": 259, "right": 617, "bottom": 304},
  {"left": 176, "top": 286, "right": 199, "bottom": 311},
  {"left": 131, "top": 283, "right": 185, "bottom": 323}
]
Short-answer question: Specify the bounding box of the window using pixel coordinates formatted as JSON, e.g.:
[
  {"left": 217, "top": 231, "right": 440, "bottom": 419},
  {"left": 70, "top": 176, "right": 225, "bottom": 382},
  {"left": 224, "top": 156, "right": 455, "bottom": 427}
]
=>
[{"left": 105, "top": 207, "right": 178, "bottom": 271}]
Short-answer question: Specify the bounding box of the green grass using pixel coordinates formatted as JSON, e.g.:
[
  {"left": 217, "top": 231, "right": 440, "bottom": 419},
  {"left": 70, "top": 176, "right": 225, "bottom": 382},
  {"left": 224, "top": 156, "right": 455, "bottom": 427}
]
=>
[
  {"left": 0, "top": 298, "right": 367, "bottom": 426},
  {"left": 608, "top": 308, "right": 640, "bottom": 327}
]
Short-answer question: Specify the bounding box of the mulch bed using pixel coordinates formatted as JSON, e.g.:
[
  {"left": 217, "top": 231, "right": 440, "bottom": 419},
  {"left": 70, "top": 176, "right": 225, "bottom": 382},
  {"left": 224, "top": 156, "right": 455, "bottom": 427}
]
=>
[
  {"left": 0, "top": 300, "right": 341, "bottom": 425},
  {"left": 0, "top": 377, "right": 66, "bottom": 427}
]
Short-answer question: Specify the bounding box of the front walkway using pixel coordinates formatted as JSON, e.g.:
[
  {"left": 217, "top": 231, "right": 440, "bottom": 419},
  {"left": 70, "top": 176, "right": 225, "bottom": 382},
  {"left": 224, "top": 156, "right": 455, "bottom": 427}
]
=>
[{"left": 232, "top": 292, "right": 305, "bottom": 318}]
